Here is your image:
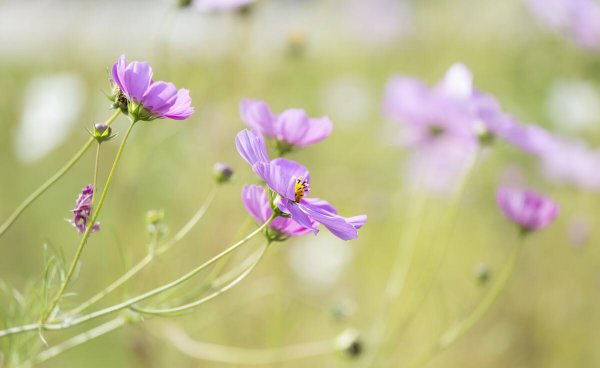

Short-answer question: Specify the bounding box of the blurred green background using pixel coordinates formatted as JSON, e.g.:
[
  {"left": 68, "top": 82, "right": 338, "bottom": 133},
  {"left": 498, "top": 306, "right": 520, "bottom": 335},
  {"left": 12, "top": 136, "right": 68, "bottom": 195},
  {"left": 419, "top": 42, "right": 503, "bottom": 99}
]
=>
[{"left": 1, "top": 0, "right": 600, "bottom": 367}]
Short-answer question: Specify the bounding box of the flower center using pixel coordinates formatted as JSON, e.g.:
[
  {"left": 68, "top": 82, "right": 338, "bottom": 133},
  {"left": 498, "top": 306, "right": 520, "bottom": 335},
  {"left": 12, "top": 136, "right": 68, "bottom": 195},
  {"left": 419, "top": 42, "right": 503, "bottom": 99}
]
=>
[
  {"left": 428, "top": 124, "right": 445, "bottom": 138},
  {"left": 294, "top": 176, "right": 310, "bottom": 203}
]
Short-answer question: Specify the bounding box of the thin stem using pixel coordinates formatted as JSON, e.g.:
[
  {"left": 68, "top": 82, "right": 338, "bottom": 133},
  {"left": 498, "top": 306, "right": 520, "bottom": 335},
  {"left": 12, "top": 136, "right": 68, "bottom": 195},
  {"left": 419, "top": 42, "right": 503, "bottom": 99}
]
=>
[
  {"left": 368, "top": 150, "right": 483, "bottom": 366},
  {"left": 132, "top": 241, "right": 269, "bottom": 316},
  {"left": 22, "top": 316, "right": 127, "bottom": 368},
  {"left": 42, "top": 120, "right": 138, "bottom": 324},
  {"left": 61, "top": 215, "right": 274, "bottom": 325},
  {"left": 160, "top": 323, "right": 333, "bottom": 365},
  {"left": 0, "top": 110, "right": 121, "bottom": 238},
  {"left": 409, "top": 234, "right": 524, "bottom": 368},
  {"left": 0, "top": 215, "right": 276, "bottom": 338},
  {"left": 67, "top": 187, "right": 219, "bottom": 316},
  {"left": 90, "top": 143, "right": 101, "bottom": 207}
]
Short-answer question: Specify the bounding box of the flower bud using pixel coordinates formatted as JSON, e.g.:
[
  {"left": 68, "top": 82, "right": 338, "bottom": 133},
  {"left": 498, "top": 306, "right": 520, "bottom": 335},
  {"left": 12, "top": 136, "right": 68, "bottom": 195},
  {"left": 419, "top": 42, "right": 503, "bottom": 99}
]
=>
[
  {"left": 175, "top": 0, "right": 193, "bottom": 8},
  {"left": 474, "top": 263, "right": 490, "bottom": 285},
  {"left": 335, "top": 329, "right": 362, "bottom": 358},
  {"left": 213, "top": 162, "right": 234, "bottom": 184},
  {"left": 146, "top": 209, "right": 167, "bottom": 240},
  {"left": 475, "top": 121, "right": 495, "bottom": 146},
  {"left": 92, "top": 123, "right": 116, "bottom": 143}
]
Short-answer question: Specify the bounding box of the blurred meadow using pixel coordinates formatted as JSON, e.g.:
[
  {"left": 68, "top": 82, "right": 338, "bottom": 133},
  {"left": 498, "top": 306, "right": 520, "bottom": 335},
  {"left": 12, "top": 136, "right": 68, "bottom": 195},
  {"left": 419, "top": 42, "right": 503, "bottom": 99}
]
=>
[{"left": 1, "top": 0, "right": 600, "bottom": 367}]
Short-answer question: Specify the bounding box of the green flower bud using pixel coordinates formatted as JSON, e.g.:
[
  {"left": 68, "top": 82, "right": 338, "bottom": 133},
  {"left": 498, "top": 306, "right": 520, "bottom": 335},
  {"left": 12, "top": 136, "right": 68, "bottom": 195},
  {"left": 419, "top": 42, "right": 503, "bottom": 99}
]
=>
[
  {"left": 175, "top": 0, "right": 193, "bottom": 8},
  {"left": 146, "top": 209, "right": 167, "bottom": 240},
  {"left": 335, "top": 329, "right": 363, "bottom": 359},
  {"left": 213, "top": 162, "right": 234, "bottom": 184},
  {"left": 475, "top": 121, "right": 495, "bottom": 146},
  {"left": 474, "top": 263, "right": 491, "bottom": 285},
  {"left": 92, "top": 123, "right": 116, "bottom": 143}
]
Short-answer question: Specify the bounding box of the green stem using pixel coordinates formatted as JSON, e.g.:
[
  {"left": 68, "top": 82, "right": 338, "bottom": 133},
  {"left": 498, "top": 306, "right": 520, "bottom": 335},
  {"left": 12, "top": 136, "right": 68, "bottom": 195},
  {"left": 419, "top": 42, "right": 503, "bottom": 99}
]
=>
[
  {"left": 42, "top": 119, "right": 138, "bottom": 324},
  {"left": 90, "top": 143, "right": 101, "bottom": 207},
  {"left": 368, "top": 150, "right": 483, "bottom": 366},
  {"left": 66, "top": 187, "right": 218, "bottom": 316},
  {"left": 160, "top": 322, "right": 333, "bottom": 365},
  {"left": 410, "top": 234, "right": 524, "bottom": 368},
  {"left": 0, "top": 214, "right": 276, "bottom": 337},
  {"left": 22, "top": 316, "right": 127, "bottom": 368},
  {"left": 0, "top": 110, "right": 121, "bottom": 239},
  {"left": 131, "top": 241, "right": 270, "bottom": 316}
]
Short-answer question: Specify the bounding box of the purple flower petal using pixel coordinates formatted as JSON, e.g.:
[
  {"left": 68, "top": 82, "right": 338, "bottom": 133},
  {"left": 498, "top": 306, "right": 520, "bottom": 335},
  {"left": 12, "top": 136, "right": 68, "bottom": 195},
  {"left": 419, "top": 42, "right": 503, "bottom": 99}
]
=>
[
  {"left": 141, "top": 81, "right": 178, "bottom": 117},
  {"left": 163, "top": 89, "right": 194, "bottom": 120},
  {"left": 496, "top": 186, "right": 559, "bottom": 231},
  {"left": 299, "top": 201, "right": 360, "bottom": 240},
  {"left": 284, "top": 200, "right": 319, "bottom": 234},
  {"left": 121, "top": 59, "right": 153, "bottom": 102},
  {"left": 235, "top": 129, "right": 270, "bottom": 166},
  {"left": 240, "top": 99, "right": 277, "bottom": 137},
  {"left": 275, "top": 108, "right": 333, "bottom": 147}
]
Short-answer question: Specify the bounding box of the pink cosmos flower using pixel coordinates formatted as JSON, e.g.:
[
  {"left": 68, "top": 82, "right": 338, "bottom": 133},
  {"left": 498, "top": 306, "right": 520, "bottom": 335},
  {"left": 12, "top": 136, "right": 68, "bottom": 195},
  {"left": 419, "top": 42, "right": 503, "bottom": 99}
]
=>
[
  {"left": 242, "top": 185, "right": 315, "bottom": 239},
  {"left": 111, "top": 55, "right": 194, "bottom": 121},
  {"left": 240, "top": 99, "right": 333, "bottom": 150},
  {"left": 496, "top": 187, "right": 559, "bottom": 232},
  {"left": 236, "top": 129, "right": 366, "bottom": 240},
  {"left": 526, "top": 0, "right": 600, "bottom": 50}
]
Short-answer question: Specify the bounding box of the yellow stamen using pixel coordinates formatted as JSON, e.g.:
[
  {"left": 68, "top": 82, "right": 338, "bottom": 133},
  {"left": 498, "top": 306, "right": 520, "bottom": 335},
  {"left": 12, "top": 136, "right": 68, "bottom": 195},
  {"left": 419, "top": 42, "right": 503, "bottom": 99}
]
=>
[{"left": 294, "top": 176, "right": 309, "bottom": 203}]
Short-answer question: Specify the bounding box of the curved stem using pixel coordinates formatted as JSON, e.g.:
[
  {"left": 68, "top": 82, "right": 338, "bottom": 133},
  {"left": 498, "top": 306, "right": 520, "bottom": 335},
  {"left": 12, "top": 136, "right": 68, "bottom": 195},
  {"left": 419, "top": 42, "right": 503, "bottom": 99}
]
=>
[
  {"left": 160, "top": 323, "right": 333, "bottom": 365},
  {"left": 409, "top": 234, "right": 524, "bottom": 368},
  {"left": 42, "top": 120, "right": 138, "bottom": 323},
  {"left": 132, "top": 241, "right": 269, "bottom": 316},
  {"left": 67, "top": 187, "right": 219, "bottom": 316},
  {"left": 22, "top": 317, "right": 127, "bottom": 368},
  {"left": 0, "top": 216, "right": 274, "bottom": 338},
  {"left": 0, "top": 110, "right": 121, "bottom": 238}
]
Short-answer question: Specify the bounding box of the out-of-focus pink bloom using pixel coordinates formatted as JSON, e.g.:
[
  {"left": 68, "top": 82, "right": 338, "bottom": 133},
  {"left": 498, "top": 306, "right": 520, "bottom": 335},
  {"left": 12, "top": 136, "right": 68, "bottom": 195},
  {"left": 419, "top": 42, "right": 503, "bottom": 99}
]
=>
[
  {"left": 343, "top": 0, "right": 411, "bottom": 48},
  {"left": 111, "top": 55, "right": 194, "bottom": 121},
  {"left": 538, "top": 138, "right": 600, "bottom": 190},
  {"left": 240, "top": 99, "right": 333, "bottom": 148},
  {"left": 496, "top": 187, "right": 559, "bottom": 232},
  {"left": 383, "top": 64, "right": 490, "bottom": 194},
  {"left": 526, "top": 0, "right": 600, "bottom": 50}
]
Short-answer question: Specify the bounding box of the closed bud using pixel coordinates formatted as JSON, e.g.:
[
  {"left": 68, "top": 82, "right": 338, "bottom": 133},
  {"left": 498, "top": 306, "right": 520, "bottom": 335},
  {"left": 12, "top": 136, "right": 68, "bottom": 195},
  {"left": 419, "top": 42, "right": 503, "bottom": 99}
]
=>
[
  {"left": 92, "top": 123, "right": 116, "bottom": 143},
  {"left": 335, "top": 329, "right": 362, "bottom": 359},
  {"left": 213, "top": 162, "right": 234, "bottom": 184},
  {"left": 474, "top": 263, "right": 490, "bottom": 285},
  {"left": 175, "top": 0, "right": 193, "bottom": 8},
  {"left": 146, "top": 209, "right": 167, "bottom": 240},
  {"left": 475, "top": 121, "right": 494, "bottom": 146}
]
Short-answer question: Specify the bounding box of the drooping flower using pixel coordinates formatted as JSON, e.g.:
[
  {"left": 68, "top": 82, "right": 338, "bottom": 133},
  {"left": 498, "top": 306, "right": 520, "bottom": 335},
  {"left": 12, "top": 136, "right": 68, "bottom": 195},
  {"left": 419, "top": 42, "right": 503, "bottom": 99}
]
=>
[
  {"left": 242, "top": 185, "right": 315, "bottom": 239},
  {"left": 525, "top": 0, "right": 600, "bottom": 50},
  {"left": 69, "top": 185, "right": 100, "bottom": 234},
  {"left": 236, "top": 129, "right": 366, "bottom": 240},
  {"left": 111, "top": 55, "right": 194, "bottom": 121},
  {"left": 240, "top": 99, "right": 333, "bottom": 151},
  {"left": 496, "top": 187, "right": 559, "bottom": 232}
]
